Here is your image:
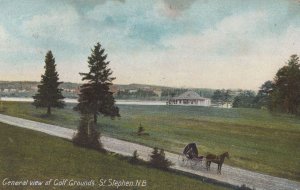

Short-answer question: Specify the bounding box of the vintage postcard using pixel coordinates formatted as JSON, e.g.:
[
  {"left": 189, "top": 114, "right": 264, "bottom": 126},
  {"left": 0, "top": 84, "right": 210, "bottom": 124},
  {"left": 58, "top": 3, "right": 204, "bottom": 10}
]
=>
[{"left": 0, "top": 0, "right": 299, "bottom": 190}]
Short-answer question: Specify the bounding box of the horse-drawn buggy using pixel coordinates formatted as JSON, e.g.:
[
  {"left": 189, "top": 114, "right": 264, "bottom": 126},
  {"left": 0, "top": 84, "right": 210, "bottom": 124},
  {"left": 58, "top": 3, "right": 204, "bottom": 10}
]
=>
[
  {"left": 178, "top": 143, "right": 229, "bottom": 174},
  {"left": 178, "top": 143, "right": 205, "bottom": 168}
]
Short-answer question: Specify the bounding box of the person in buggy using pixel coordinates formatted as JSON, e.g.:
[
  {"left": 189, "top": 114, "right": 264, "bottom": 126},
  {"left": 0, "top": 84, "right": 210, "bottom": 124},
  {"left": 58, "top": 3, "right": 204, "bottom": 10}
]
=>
[{"left": 183, "top": 143, "right": 203, "bottom": 160}]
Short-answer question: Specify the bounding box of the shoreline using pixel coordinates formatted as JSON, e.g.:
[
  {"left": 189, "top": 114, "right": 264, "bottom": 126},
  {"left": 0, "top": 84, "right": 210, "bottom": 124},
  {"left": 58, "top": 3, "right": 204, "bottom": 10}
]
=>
[{"left": 0, "top": 97, "right": 167, "bottom": 106}]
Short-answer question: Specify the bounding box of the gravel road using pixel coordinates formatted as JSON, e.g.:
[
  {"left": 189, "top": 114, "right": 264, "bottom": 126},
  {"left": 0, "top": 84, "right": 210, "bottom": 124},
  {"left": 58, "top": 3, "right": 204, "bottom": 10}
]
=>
[{"left": 0, "top": 113, "right": 299, "bottom": 190}]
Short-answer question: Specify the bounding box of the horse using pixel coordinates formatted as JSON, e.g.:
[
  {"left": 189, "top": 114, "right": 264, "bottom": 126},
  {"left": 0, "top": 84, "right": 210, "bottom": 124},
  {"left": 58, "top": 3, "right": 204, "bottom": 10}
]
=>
[{"left": 206, "top": 152, "right": 229, "bottom": 174}]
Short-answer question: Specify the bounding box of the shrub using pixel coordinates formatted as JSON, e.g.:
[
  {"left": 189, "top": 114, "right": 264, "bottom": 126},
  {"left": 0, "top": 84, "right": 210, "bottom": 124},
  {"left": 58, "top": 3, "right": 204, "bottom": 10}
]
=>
[
  {"left": 138, "top": 125, "right": 144, "bottom": 135},
  {"left": 87, "top": 121, "right": 103, "bottom": 151},
  {"left": 129, "top": 150, "right": 140, "bottom": 164},
  {"left": 73, "top": 115, "right": 89, "bottom": 147},
  {"left": 73, "top": 114, "right": 103, "bottom": 151},
  {"left": 137, "top": 123, "right": 149, "bottom": 136},
  {"left": 239, "top": 184, "right": 255, "bottom": 190},
  {"left": 149, "top": 147, "right": 173, "bottom": 169}
]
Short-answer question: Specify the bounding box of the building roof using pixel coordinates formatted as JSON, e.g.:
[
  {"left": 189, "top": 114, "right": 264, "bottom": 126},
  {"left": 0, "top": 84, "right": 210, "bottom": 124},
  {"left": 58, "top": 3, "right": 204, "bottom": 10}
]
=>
[{"left": 171, "top": 91, "right": 208, "bottom": 100}]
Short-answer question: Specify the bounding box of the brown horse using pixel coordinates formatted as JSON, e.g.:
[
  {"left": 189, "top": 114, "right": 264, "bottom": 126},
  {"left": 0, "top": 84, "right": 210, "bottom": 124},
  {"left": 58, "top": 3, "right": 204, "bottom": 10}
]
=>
[{"left": 206, "top": 152, "right": 229, "bottom": 174}]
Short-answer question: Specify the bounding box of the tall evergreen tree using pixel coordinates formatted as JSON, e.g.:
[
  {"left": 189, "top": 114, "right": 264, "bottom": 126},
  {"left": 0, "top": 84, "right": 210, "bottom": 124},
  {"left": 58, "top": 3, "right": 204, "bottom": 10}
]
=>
[
  {"left": 271, "top": 54, "right": 300, "bottom": 114},
  {"left": 74, "top": 43, "right": 120, "bottom": 123},
  {"left": 33, "top": 51, "right": 65, "bottom": 115}
]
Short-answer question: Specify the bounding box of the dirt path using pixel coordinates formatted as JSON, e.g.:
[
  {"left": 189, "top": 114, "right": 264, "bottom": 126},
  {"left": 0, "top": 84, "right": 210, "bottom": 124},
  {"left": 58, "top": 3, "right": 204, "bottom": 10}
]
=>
[{"left": 0, "top": 114, "right": 299, "bottom": 190}]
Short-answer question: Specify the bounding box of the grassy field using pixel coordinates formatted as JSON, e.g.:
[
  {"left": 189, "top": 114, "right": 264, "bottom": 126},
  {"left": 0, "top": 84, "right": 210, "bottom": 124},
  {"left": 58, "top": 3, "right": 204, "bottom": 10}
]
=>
[
  {"left": 1, "top": 101, "right": 300, "bottom": 181},
  {"left": 0, "top": 122, "right": 230, "bottom": 190}
]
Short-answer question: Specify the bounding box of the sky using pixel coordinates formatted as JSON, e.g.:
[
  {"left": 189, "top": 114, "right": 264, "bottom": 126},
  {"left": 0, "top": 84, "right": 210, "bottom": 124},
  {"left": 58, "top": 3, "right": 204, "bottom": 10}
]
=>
[{"left": 0, "top": 0, "right": 299, "bottom": 90}]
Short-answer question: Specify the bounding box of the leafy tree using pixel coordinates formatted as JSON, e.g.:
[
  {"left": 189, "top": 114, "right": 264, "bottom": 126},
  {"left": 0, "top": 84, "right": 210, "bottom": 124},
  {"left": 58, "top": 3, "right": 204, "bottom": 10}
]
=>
[
  {"left": 211, "top": 90, "right": 223, "bottom": 105},
  {"left": 74, "top": 43, "right": 120, "bottom": 123},
  {"left": 212, "top": 89, "right": 233, "bottom": 107},
  {"left": 33, "top": 51, "right": 65, "bottom": 115},
  {"left": 232, "top": 90, "right": 256, "bottom": 108},
  {"left": 271, "top": 54, "right": 300, "bottom": 114},
  {"left": 254, "top": 80, "right": 273, "bottom": 109},
  {"left": 223, "top": 89, "right": 233, "bottom": 108}
]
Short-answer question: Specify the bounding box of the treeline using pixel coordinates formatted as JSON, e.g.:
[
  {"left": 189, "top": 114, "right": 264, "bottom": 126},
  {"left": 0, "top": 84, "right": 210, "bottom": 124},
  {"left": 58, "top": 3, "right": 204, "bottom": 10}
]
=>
[
  {"left": 161, "top": 88, "right": 215, "bottom": 99},
  {"left": 1, "top": 81, "right": 215, "bottom": 100},
  {"left": 232, "top": 54, "right": 300, "bottom": 115},
  {"left": 211, "top": 89, "right": 235, "bottom": 107},
  {"left": 0, "top": 81, "right": 80, "bottom": 98},
  {"left": 115, "top": 88, "right": 215, "bottom": 100},
  {"left": 115, "top": 89, "right": 158, "bottom": 100},
  {"left": 0, "top": 81, "right": 79, "bottom": 90}
]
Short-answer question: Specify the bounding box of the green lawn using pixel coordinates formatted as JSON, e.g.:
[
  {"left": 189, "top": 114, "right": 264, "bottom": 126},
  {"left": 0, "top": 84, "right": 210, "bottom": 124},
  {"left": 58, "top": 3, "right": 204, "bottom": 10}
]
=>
[
  {"left": 1, "top": 101, "right": 300, "bottom": 181},
  {"left": 0, "top": 122, "right": 230, "bottom": 190}
]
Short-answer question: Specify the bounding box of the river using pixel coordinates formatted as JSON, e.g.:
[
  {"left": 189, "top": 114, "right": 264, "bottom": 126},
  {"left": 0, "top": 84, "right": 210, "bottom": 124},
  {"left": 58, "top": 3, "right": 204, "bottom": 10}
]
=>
[{"left": 0, "top": 97, "right": 167, "bottom": 106}]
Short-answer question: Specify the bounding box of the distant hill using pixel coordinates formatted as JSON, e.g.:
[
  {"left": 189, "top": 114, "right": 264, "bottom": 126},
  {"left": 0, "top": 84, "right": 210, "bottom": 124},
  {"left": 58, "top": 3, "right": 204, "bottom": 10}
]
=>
[
  {"left": 0, "top": 81, "right": 168, "bottom": 90},
  {"left": 0, "top": 81, "right": 214, "bottom": 92},
  {"left": 117, "top": 83, "right": 172, "bottom": 90}
]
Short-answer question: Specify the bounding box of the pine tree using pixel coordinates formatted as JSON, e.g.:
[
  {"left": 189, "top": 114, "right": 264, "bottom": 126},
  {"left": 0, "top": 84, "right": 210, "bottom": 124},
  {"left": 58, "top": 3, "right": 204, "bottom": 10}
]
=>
[
  {"left": 149, "top": 147, "right": 173, "bottom": 169},
  {"left": 33, "top": 51, "right": 65, "bottom": 115},
  {"left": 74, "top": 42, "right": 120, "bottom": 123}
]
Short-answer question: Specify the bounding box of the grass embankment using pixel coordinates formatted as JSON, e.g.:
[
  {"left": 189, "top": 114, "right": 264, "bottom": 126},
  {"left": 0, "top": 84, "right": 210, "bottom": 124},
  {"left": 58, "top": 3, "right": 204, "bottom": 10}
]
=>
[
  {"left": 1, "top": 101, "right": 300, "bottom": 181},
  {"left": 0, "top": 122, "right": 229, "bottom": 190}
]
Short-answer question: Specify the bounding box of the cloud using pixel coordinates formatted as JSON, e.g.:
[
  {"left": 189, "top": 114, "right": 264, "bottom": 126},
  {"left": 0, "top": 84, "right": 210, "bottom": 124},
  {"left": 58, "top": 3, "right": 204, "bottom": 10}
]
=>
[
  {"left": 1, "top": 0, "right": 299, "bottom": 89},
  {"left": 163, "top": 11, "right": 268, "bottom": 55},
  {"left": 159, "top": 0, "right": 198, "bottom": 18},
  {"left": 0, "top": 25, "right": 36, "bottom": 54},
  {"left": 0, "top": 25, "right": 20, "bottom": 52},
  {"left": 65, "top": 0, "right": 125, "bottom": 14},
  {"left": 85, "top": 1, "right": 169, "bottom": 49},
  {"left": 109, "top": 10, "right": 300, "bottom": 89},
  {"left": 0, "top": 26, "right": 9, "bottom": 49},
  {"left": 22, "top": 7, "right": 80, "bottom": 43}
]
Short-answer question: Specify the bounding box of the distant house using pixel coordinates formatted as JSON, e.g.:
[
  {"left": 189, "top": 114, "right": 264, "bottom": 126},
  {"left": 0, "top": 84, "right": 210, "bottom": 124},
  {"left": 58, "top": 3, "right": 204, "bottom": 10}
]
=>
[
  {"left": 167, "top": 91, "right": 211, "bottom": 106},
  {"left": 129, "top": 89, "right": 138, "bottom": 93},
  {"left": 153, "top": 89, "right": 162, "bottom": 97}
]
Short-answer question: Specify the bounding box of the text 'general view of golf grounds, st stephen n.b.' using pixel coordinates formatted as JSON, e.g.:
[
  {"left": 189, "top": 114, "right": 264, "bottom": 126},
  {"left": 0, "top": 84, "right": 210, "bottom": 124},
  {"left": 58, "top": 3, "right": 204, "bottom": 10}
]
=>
[{"left": 0, "top": 1, "right": 300, "bottom": 190}]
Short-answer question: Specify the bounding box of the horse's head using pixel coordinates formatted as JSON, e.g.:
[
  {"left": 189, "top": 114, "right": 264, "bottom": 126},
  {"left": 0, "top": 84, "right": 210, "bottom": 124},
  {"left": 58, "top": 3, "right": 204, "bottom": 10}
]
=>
[{"left": 224, "top": 152, "right": 230, "bottom": 159}]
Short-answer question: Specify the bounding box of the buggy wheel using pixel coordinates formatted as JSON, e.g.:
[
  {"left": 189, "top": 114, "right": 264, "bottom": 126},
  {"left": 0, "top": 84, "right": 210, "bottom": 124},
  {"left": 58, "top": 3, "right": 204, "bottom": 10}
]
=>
[
  {"left": 178, "top": 154, "right": 188, "bottom": 167},
  {"left": 189, "top": 158, "right": 198, "bottom": 169},
  {"left": 201, "top": 157, "right": 206, "bottom": 167}
]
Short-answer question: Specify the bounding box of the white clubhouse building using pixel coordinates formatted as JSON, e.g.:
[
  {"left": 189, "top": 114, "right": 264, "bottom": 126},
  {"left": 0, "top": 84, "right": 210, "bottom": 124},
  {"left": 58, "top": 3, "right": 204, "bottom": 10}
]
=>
[{"left": 167, "top": 91, "right": 211, "bottom": 106}]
